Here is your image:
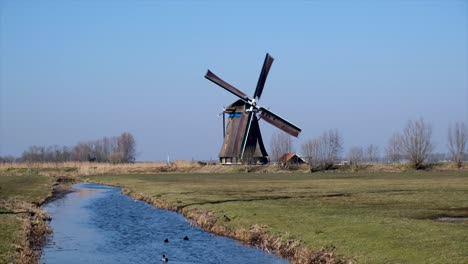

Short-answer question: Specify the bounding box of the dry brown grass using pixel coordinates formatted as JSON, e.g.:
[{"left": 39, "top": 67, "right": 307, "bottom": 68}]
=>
[
  {"left": 0, "top": 161, "right": 299, "bottom": 177},
  {"left": 0, "top": 161, "right": 465, "bottom": 178},
  {"left": 0, "top": 161, "right": 202, "bottom": 177},
  {"left": 355, "top": 162, "right": 468, "bottom": 172},
  {"left": 0, "top": 200, "right": 51, "bottom": 264},
  {"left": 182, "top": 208, "right": 354, "bottom": 264}
]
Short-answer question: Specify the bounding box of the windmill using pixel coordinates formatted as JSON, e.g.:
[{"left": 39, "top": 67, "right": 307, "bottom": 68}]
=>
[{"left": 205, "top": 53, "right": 301, "bottom": 164}]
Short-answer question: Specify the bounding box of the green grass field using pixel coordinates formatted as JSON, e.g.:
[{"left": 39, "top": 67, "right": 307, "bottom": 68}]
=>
[
  {"left": 0, "top": 175, "right": 53, "bottom": 263},
  {"left": 86, "top": 171, "right": 468, "bottom": 263}
]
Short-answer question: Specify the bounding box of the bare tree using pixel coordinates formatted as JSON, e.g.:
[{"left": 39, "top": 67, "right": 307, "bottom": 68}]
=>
[
  {"left": 21, "top": 146, "right": 45, "bottom": 162},
  {"left": 385, "top": 132, "right": 403, "bottom": 163},
  {"left": 301, "top": 129, "right": 343, "bottom": 171},
  {"left": 448, "top": 122, "right": 467, "bottom": 168},
  {"left": 270, "top": 131, "right": 293, "bottom": 163},
  {"left": 20, "top": 145, "right": 72, "bottom": 162},
  {"left": 60, "top": 146, "right": 72, "bottom": 161},
  {"left": 301, "top": 138, "right": 321, "bottom": 167},
  {"left": 348, "top": 146, "right": 364, "bottom": 165},
  {"left": 322, "top": 129, "right": 343, "bottom": 168},
  {"left": 117, "top": 132, "right": 136, "bottom": 163},
  {"left": 366, "top": 144, "right": 380, "bottom": 163},
  {"left": 102, "top": 136, "right": 116, "bottom": 162},
  {"left": 72, "top": 142, "right": 93, "bottom": 162},
  {"left": 400, "top": 118, "right": 433, "bottom": 169},
  {"left": 0, "top": 155, "right": 18, "bottom": 163},
  {"left": 93, "top": 139, "right": 105, "bottom": 162}
]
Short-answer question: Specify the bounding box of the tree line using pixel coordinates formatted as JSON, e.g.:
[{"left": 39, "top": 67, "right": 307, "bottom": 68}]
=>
[
  {"left": 271, "top": 119, "right": 467, "bottom": 170},
  {"left": 0, "top": 132, "right": 136, "bottom": 163}
]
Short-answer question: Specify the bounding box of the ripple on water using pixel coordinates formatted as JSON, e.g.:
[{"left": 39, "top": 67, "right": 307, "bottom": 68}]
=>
[{"left": 41, "top": 183, "right": 289, "bottom": 264}]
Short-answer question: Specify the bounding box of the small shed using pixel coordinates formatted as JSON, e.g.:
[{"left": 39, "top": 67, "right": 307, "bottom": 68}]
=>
[{"left": 279, "top": 153, "right": 307, "bottom": 165}]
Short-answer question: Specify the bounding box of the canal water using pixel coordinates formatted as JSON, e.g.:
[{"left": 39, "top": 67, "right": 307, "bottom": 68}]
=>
[{"left": 40, "top": 183, "right": 288, "bottom": 264}]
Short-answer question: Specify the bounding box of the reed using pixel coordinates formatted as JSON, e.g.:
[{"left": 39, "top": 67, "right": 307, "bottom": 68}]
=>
[
  {"left": 1, "top": 161, "right": 465, "bottom": 179},
  {"left": 1, "top": 161, "right": 464, "bottom": 178}
]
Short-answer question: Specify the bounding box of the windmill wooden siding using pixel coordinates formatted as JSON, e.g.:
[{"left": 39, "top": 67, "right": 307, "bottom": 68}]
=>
[{"left": 219, "top": 101, "right": 268, "bottom": 164}]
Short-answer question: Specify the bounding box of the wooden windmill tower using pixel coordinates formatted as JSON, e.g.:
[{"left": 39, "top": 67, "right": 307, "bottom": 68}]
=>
[{"left": 205, "top": 53, "right": 301, "bottom": 164}]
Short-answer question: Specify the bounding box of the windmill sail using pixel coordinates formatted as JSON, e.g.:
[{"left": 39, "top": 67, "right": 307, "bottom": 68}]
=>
[
  {"left": 205, "top": 70, "right": 248, "bottom": 101},
  {"left": 253, "top": 53, "right": 274, "bottom": 100},
  {"left": 259, "top": 107, "right": 301, "bottom": 137}
]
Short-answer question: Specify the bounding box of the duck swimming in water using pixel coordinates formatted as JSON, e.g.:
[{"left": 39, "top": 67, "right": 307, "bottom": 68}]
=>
[
  {"left": 183, "top": 236, "right": 189, "bottom": 240},
  {"left": 161, "top": 254, "right": 169, "bottom": 262}
]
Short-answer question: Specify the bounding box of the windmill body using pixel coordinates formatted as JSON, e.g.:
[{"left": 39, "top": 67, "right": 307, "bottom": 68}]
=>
[
  {"left": 205, "top": 54, "right": 301, "bottom": 164},
  {"left": 219, "top": 100, "right": 268, "bottom": 164}
]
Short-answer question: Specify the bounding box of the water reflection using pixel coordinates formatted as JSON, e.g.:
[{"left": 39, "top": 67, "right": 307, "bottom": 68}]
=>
[{"left": 41, "top": 183, "right": 288, "bottom": 264}]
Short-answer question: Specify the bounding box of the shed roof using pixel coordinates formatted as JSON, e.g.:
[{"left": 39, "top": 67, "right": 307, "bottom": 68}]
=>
[{"left": 279, "top": 153, "right": 307, "bottom": 164}]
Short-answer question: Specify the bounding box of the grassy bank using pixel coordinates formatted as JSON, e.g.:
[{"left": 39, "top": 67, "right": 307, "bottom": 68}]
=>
[
  {"left": 0, "top": 174, "right": 54, "bottom": 263},
  {"left": 86, "top": 171, "right": 468, "bottom": 263}
]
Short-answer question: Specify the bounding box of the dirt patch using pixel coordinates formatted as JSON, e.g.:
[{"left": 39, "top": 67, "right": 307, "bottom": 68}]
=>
[
  {"left": 435, "top": 217, "right": 468, "bottom": 221},
  {"left": 322, "top": 193, "right": 350, "bottom": 198},
  {"left": 446, "top": 207, "right": 468, "bottom": 213},
  {"left": 431, "top": 208, "right": 468, "bottom": 222}
]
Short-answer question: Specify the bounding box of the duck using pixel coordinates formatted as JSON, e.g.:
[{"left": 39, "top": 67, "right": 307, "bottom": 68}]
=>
[
  {"left": 183, "top": 236, "right": 189, "bottom": 240},
  {"left": 164, "top": 238, "right": 169, "bottom": 243},
  {"left": 161, "top": 254, "right": 169, "bottom": 262}
]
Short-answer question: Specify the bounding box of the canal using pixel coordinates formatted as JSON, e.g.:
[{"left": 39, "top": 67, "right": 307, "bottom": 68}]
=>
[{"left": 41, "top": 183, "right": 288, "bottom": 264}]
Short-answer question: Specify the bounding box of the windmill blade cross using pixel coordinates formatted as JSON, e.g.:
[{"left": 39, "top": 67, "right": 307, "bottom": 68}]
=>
[
  {"left": 253, "top": 53, "right": 274, "bottom": 100},
  {"left": 259, "top": 107, "right": 301, "bottom": 137},
  {"left": 205, "top": 53, "right": 302, "bottom": 164},
  {"left": 205, "top": 70, "right": 249, "bottom": 101}
]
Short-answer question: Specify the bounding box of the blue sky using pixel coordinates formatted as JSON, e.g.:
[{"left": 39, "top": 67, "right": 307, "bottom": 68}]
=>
[{"left": 1, "top": 1, "right": 467, "bottom": 161}]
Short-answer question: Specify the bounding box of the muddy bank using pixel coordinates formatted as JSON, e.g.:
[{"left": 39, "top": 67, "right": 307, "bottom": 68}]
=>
[
  {"left": 42, "top": 179, "right": 75, "bottom": 205},
  {"left": 1, "top": 200, "right": 51, "bottom": 264},
  {"left": 10, "top": 178, "right": 75, "bottom": 264},
  {"left": 121, "top": 188, "right": 352, "bottom": 264}
]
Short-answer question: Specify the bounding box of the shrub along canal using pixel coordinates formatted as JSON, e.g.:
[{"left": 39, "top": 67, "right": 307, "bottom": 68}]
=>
[{"left": 40, "top": 183, "right": 288, "bottom": 264}]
